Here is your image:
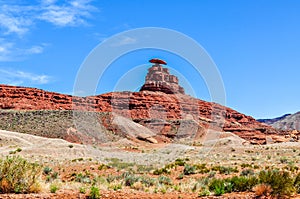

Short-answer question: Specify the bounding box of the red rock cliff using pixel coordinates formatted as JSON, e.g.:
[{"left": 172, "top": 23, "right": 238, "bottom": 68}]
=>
[{"left": 0, "top": 84, "right": 282, "bottom": 144}]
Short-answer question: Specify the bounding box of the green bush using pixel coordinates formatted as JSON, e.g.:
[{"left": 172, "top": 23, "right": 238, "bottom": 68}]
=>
[
  {"left": 0, "top": 156, "right": 41, "bottom": 193},
  {"left": 209, "top": 176, "right": 258, "bottom": 195},
  {"left": 259, "top": 170, "right": 295, "bottom": 196},
  {"left": 195, "top": 164, "right": 210, "bottom": 174},
  {"left": 89, "top": 186, "right": 100, "bottom": 199},
  {"left": 75, "top": 173, "right": 91, "bottom": 184},
  {"left": 174, "top": 158, "right": 186, "bottom": 166},
  {"left": 229, "top": 176, "right": 258, "bottom": 192},
  {"left": 158, "top": 175, "right": 172, "bottom": 185},
  {"left": 294, "top": 172, "right": 300, "bottom": 193},
  {"left": 208, "top": 179, "right": 225, "bottom": 195},
  {"left": 123, "top": 173, "right": 138, "bottom": 187},
  {"left": 153, "top": 167, "right": 170, "bottom": 175},
  {"left": 183, "top": 164, "right": 196, "bottom": 175},
  {"left": 198, "top": 188, "right": 211, "bottom": 196},
  {"left": 43, "top": 166, "right": 52, "bottom": 175},
  {"left": 139, "top": 176, "right": 156, "bottom": 187},
  {"left": 79, "top": 187, "right": 86, "bottom": 194},
  {"left": 50, "top": 184, "right": 58, "bottom": 193}
]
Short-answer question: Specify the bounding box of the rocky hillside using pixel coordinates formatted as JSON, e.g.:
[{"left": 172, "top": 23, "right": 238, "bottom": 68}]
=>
[
  {"left": 271, "top": 112, "right": 300, "bottom": 130},
  {"left": 258, "top": 114, "right": 291, "bottom": 125},
  {"left": 0, "top": 84, "right": 289, "bottom": 144},
  {"left": 0, "top": 59, "right": 296, "bottom": 145}
]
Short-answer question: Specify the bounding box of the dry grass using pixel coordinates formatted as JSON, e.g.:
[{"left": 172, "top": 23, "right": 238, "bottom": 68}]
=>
[{"left": 253, "top": 184, "right": 272, "bottom": 197}]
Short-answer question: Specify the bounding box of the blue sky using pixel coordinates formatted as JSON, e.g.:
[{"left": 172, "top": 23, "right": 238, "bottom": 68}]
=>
[{"left": 0, "top": 0, "right": 299, "bottom": 119}]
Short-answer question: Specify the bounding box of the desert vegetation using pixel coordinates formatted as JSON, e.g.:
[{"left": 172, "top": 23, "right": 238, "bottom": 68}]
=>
[{"left": 1, "top": 154, "right": 300, "bottom": 198}]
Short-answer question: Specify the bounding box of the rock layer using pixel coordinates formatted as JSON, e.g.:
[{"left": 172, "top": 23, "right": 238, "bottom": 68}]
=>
[
  {"left": 140, "top": 64, "right": 185, "bottom": 94},
  {"left": 0, "top": 84, "right": 287, "bottom": 144}
]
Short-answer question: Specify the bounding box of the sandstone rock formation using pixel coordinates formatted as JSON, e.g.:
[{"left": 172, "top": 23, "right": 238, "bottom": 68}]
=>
[
  {"left": 0, "top": 83, "right": 284, "bottom": 144},
  {"left": 140, "top": 59, "right": 185, "bottom": 94},
  {"left": 0, "top": 59, "right": 290, "bottom": 144}
]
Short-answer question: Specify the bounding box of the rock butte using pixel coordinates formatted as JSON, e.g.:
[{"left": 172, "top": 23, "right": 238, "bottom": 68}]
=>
[
  {"left": 0, "top": 59, "right": 296, "bottom": 144},
  {"left": 140, "top": 59, "right": 185, "bottom": 94}
]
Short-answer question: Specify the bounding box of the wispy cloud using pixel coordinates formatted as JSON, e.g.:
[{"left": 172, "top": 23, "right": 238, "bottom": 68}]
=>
[
  {"left": 0, "top": 0, "right": 97, "bottom": 36},
  {"left": 0, "top": 68, "right": 52, "bottom": 86},
  {"left": 111, "top": 36, "right": 137, "bottom": 47},
  {"left": 0, "top": 4, "right": 34, "bottom": 35},
  {"left": 0, "top": 40, "right": 45, "bottom": 61},
  {"left": 39, "top": 0, "right": 96, "bottom": 26}
]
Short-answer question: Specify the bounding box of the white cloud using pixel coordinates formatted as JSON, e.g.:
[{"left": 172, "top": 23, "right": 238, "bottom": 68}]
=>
[
  {"left": 0, "top": 4, "right": 35, "bottom": 35},
  {"left": 0, "top": 68, "right": 52, "bottom": 85},
  {"left": 0, "top": 0, "right": 97, "bottom": 35},
  {"left": 39, "top": 5, "right": 83, "bottom": 26},
  {"left": 111, "top": 36, "right": 137, "bottom": 47},
  {"left": 0, "top": 40, "right": 45, "bottom": 61},
  {"left": 0, "top": 13, "right": 29, "bottom": 35}
]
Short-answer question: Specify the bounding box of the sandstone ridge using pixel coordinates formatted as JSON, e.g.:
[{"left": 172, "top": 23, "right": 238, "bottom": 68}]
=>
[{"left": 0, "top": 84, "right": 291, "bottom": 144}]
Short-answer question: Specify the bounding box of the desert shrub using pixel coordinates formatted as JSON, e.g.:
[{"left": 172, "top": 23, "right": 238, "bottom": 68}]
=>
[
  {"left": 0, "top": 156, "right": 41, "bottom": 194},
  {"left": 79, "top": 187, "right": 86, "bottom": 194},
  {"left": 279, "top": 157, "right": 288, "bottom": 164},
  {"left": 253, "top": 165, "right": 260, "bottom": 169},
  {"left": 211, "top": 166, "right": 238, "bottom": 175},
  {"left": 124, "top": 173, "right": 139, "bottom": 187},
  {"left": 9, "top": 151, "right": 16, "bottom": 155},
  {"left": 153, "top": 167, "right": 170, "bottom": 175},
  {"left": 75, "top": 173, "right": 91, "bottom": 184},
  {"left": 258, "top": 170, "right": 295, "bottom": 196},
  {"left": 183, "top": 164, "right": 196, "bottom": 175},
  {"left": 195, "top": 164, "right": 210, "bottom": 173},
  {"left": 131, "top": 181, "right": 144, "bottom": 191},
  {"left": 241, "top": 163, "right": 252, "bottom": 168},
  {"left": 253, "top": 184, "right": 272, "bottom": 197},
  {"left": 208, "top": 171, "right": 216, "bottom": 178},
  {"left": 229, "top": 176, "right": 258, "bottom": 192},
  {"left": 139, "top": 176, "right": 156, "bottom": 187},
  {"left": 158, "top": 175, "right": 172, "bottom": 185},
  {"left": 98, "top": 164, "right": 109, "bottom": 170},
  {"left": 135, "top": 165, "right": 154, "bottom": 174},
  {"left": 208, "top": 179, "right": 225, "bottom": 195},
  {"left": 164, "top": 163, "right": 176, "bottom": 170},
  {"left": 209, "top": 175, "right": 258, "bottom": 195},
  {"left": 174, "top": 158, "right": 186, "bottom": 166},
  {"left": 240, "top": 169, "right": 254, "bottom": 176},
  {"left": 108, "top": 158, "right": 134, "bottom": 170},
  {"left": 294, "top": 172, "right": 300, "bottom": 193},
  {"left": 160, "top": 186, "right": 167, "bottom": 194},
  {"left": 89, "top": 186, "right": 100, "bottom": 199},
  {"left": 283, "top": 164, "right": 299, "bottom": 173},
  {"left": 109, "top": 182, "right": 122, "bottom": 191},
  {"left": 198, "top": 188, "right": 211, "bottom": 196},
  {"left": 177, "top": 173, "right": 184, "bottom": 180},
  {"left": 50, "top": 183, "right": 58, "bottom": 193},
  {"left": 43, "top": 166, "right": 52, "bottom": 175},
  {"left": 51, "top": 172, "right": 58, "bottom": 179},
  {"left": 106, "top": 174, "right": 118, "bottom": 183}
]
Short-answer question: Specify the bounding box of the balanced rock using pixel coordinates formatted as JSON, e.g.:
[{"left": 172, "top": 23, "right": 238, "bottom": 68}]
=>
[{"left": 140, "top": 59, "right": 185, "bottom": 94}]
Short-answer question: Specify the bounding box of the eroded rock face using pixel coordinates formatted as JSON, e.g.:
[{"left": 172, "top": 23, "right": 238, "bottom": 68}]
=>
[
  {"left": 0, "top": 84, "right": 283, "bottom": 144},
  {"left": 140, "top": 64, "right": 185, "bottom": 94}
]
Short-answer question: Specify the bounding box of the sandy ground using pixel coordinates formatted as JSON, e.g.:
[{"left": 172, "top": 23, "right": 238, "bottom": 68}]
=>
[
  {"left": 1, "top": 129, "right": 300, "bottom": 198},
  {"left": 0, "top": 129, "right": 247, "bottom": 164}
]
